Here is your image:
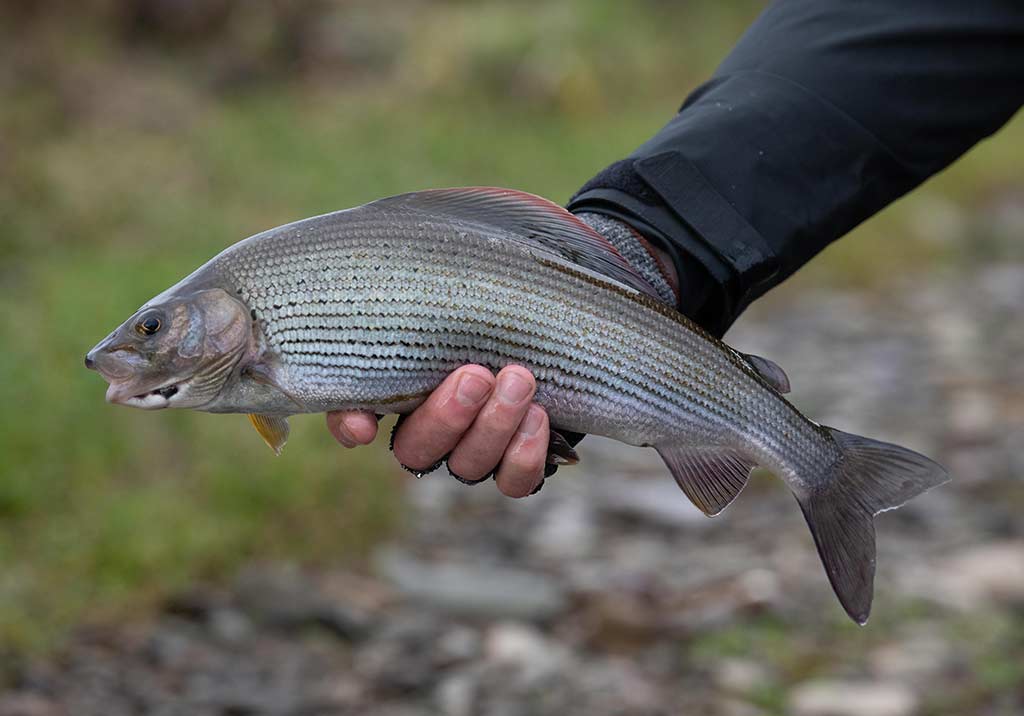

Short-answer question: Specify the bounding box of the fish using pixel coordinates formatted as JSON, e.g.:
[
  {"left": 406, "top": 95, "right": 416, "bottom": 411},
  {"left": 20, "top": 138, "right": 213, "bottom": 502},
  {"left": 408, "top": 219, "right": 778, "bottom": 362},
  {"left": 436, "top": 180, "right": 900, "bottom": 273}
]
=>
[{"left": 85, "top": 187, "right": 950, "bottom": 624}]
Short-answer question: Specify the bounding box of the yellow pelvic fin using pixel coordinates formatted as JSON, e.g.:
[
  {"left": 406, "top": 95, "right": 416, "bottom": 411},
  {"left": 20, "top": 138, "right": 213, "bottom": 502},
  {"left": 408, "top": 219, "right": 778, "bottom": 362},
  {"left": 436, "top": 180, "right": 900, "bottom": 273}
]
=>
[{"left": 248, "top": 414, "right": 290, "bottom": 455}]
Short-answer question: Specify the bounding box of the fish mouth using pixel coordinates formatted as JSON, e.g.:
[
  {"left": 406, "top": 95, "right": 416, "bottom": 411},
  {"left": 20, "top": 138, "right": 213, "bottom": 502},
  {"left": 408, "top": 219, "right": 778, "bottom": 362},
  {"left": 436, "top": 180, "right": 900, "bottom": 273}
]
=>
[{"left": 105, "top": 380, "right": 182, "bottom": 410}]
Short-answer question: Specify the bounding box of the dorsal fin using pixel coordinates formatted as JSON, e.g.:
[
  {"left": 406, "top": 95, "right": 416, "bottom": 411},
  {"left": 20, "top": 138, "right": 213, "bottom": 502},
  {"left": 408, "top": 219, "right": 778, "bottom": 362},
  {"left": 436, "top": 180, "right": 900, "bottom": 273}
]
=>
[
  {"left": 366, "top": 187, "right": 663, "bottom": 299},
  {"left": 743, "top": 353, "right": 791, "bottom": 394}
]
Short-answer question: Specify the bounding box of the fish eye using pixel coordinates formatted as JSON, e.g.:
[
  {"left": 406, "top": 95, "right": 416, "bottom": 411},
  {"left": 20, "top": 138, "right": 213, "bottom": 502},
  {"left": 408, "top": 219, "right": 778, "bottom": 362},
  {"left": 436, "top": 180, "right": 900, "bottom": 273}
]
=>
[{"left": 136, "top": 316, "right": 162, "bottom": 336}]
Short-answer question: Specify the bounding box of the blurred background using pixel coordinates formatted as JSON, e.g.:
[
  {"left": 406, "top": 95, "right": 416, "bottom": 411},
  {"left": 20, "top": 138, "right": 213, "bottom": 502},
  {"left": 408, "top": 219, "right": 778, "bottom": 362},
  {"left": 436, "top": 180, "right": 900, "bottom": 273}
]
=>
[{"left": 0, "top": 1, "right": 1022, "bottom": 714}]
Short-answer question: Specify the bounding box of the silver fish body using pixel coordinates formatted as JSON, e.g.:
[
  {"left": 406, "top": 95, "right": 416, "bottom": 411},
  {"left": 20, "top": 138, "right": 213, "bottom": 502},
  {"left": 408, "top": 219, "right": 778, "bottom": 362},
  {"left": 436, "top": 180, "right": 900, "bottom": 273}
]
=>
[
  {"left": 207, "top": 200, "right": 808, "bottom": 451},
  {"left": 87, "top": 188, "right": 949, "bottom": 624}
]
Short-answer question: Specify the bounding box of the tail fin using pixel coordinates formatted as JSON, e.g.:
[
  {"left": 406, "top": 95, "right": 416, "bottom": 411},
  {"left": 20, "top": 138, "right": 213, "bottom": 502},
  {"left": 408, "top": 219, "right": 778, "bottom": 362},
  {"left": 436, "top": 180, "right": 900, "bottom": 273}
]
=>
[{"left": 798, "top": 428, "right": 950, "bottom": 625}]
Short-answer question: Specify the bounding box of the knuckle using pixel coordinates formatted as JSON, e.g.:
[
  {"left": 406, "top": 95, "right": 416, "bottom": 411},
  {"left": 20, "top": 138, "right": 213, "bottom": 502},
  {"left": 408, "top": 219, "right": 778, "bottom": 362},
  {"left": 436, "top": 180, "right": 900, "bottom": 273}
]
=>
[
  {"left": 497, "top": 448, "right": 545, "bottom": 499},
  {"left": 392, "top": 427, "right": 436, "bottom": 469},
  {"left": 476, "top": 402, "right": 522, "bottom": 432},
  {"left": 516, "top": 445, "right": 547, "bottom": 475},
  {"left": 471, "top": 405, "right": 512, "bottom": 434},
  {"left": 435, "top": 405, "right": 474, "bottom": 435}
]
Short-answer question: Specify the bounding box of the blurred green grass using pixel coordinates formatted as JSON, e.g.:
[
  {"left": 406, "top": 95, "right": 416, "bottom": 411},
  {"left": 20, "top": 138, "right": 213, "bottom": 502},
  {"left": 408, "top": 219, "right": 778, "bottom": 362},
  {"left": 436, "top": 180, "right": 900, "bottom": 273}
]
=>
[{"left": 0, "top": 0, "right": 1021, "bottom": 660}]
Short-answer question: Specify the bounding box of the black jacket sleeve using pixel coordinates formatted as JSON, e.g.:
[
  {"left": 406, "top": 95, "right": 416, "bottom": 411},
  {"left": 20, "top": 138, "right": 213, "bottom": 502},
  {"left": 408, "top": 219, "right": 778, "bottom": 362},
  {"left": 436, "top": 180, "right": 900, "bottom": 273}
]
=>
[{"left": 567, "top": 0, "right": 1024, "bottom": 337}]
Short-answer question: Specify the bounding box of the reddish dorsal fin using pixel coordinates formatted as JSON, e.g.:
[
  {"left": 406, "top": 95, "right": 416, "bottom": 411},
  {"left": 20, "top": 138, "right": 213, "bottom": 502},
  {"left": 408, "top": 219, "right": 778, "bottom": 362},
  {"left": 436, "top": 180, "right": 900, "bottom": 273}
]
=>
[{"left": 367, "top": 187, "right": 663, "bottom": 299}]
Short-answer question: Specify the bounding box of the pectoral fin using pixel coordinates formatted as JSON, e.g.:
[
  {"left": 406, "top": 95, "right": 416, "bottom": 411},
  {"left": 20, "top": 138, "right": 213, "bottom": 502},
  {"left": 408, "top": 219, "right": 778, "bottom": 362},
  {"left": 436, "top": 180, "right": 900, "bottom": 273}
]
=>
[
  {"left": 248, "top": 414, "right": 290, "bottom": 455},
  {"left": 241, "top": 362, "right": 307, "bottom": 411}
]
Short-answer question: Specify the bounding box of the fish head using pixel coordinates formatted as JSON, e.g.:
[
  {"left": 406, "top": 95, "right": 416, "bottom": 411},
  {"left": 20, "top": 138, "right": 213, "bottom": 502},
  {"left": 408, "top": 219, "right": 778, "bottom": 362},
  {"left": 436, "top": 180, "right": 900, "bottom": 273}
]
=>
[{"left": 85, "top": 287, "right": 253, "bottom": 410}]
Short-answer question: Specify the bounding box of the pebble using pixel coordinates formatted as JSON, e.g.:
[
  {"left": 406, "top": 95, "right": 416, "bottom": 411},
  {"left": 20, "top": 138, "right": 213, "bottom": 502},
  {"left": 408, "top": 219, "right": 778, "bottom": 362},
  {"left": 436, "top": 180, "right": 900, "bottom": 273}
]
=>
[
  {"left": 869, "top": 632, "right": 952, "bottom": 684},
  {"left": 375, "top": 548, "right": 568, "bottom": 621},
  {"left": 0, "top": 694, "right": 58, "bottom": 716},
  {"left": 484, "top": 622, "right": 567, "bottom": 684},
  {"left": 435, "top": 673, "right": 476, "bottom": 716},
  {"left": 527, "top": 497, "right": 597, "bottom": 560},
  {"left": 789, "top": 681, "right": 918, "bottom": 716},
  {"left": 933, "top": 541, "right": 1024, "bottom": 610},
  {"left": 592, "top": 477, "right": 707, "bottom": 528},
  {"left": 713, "top": 658, "right": 771, "bottom": 694}
]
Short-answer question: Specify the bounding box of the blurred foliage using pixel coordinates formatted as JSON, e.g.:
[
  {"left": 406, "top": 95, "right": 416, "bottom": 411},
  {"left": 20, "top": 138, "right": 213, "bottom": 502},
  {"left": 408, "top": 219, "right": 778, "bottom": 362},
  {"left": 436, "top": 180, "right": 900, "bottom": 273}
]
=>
[{"left": 0, "top": 0, "right": 1021, "bottom": 661}]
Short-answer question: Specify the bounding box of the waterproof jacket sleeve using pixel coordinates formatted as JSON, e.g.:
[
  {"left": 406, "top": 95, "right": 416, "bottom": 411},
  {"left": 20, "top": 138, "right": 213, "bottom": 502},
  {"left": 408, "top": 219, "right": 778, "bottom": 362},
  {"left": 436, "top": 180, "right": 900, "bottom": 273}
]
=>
[{"left": 568, "top": 0, "right": 1024, "bottom": 336}]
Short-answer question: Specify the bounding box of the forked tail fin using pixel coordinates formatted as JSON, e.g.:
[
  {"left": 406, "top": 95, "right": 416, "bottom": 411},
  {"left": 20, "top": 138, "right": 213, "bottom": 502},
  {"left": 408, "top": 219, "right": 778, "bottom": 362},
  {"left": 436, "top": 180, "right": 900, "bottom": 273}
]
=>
[{"left": 797, "top": 428, "right": 950, "bottom": 624}]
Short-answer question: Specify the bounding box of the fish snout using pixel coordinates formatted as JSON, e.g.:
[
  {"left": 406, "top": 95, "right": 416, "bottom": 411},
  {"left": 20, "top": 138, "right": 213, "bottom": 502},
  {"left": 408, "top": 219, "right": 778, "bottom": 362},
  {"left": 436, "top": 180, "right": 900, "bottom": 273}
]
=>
[{"left": 84, "top": 338, "right": 140, "bottom": 383}]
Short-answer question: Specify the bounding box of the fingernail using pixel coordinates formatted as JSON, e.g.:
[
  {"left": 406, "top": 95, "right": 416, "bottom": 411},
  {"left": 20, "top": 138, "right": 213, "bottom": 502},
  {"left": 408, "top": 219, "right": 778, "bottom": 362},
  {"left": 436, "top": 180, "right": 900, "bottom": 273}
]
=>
[
  {"left": 519, "top": 406, "right": 545, "bottom": 437},
  {"left": 456, "top": 373, "right": 491, "bottom": 406},
  {"left": 498, "top": 373, "right": 532, "bottom": 404}
]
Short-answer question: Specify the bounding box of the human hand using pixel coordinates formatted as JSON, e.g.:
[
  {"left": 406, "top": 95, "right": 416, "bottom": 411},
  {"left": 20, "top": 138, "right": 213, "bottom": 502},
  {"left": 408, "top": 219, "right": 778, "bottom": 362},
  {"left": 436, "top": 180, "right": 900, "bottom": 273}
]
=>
[{"left": 326, "top": 364, "right": 550, "bottom": 498}]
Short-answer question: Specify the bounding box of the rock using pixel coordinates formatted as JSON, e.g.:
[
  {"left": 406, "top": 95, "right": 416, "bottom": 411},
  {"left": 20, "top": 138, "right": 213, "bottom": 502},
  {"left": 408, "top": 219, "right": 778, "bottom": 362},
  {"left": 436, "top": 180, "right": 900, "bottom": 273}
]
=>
[
  {"left": 667, "top": 568, "right": 784, "bottom": 631},
  {"left": 232, "top": 563, "right": 371, "bottom": 639},
  {"left": 947, "top": 388, "right": 998, "bottom": 443},
  {"left": 434, "top": 673, "right": 476, "bottom": 716},
  {"left": 592, "top": 477, "right": 706, "bottom": 528},
  {"left": 232, "top": 562, "right": 321, "bottom": 625},
  {"left": 162, "top": 586, "right": 225, "bottom": 620},
  {"left": 0, "top": 694, "right": 59, "bottom": 716},
  {"left": 869, "top": 632, "right": 952, "bottom": 684},
  {"left": 484, "top": 622, "right": 568, "bottom": 684},
  {"left": 375, "top": 548, "right": 568, "bottom": 621},
  {"left": 713, "top": 658, "right": 771, "bottom": 695},
  {"left": 719, "top": 700, "right": 770, "bottom": 716},
  {"left": 578, "top": 436, "right": 666, "bottom": 476},
  {"left": 306, "top": 676, "right": 366, "bottom": 712},
  {"left": 932, "top": 541, "right": 1024, "bottom": 610},
  {"left": 207, "top": 608, "right": 253, "bottom": 644},
  {"left": 571, "top": 658, "right": 666, "bottom": 714},
  {"left": 789, "top": 681, "right": 918, "bottom": 716},
  {"left": 406, "top": 472, "right": 459, "bottom": 517},
  {"left": 435, "top": 626, "right": 482, "bottom": 664},
  {"left": 141, "top": 627, "right": 194, "bottom": 669},
  {"left": 354, "top": 613, "right": 481, "bottom": 695},
  {"left": 527, "top": 498, "right": 597, "bottom": 560}
]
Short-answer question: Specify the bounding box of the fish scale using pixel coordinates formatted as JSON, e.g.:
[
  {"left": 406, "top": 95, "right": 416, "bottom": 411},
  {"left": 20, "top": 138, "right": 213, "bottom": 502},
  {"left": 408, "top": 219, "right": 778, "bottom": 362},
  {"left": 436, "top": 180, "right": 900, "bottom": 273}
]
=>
[
  {"left": 232, "top": 236, "right": 731, "bottom": 443},
  {"left": 86, "top": 186, "right": 949, "bottom": 624}
]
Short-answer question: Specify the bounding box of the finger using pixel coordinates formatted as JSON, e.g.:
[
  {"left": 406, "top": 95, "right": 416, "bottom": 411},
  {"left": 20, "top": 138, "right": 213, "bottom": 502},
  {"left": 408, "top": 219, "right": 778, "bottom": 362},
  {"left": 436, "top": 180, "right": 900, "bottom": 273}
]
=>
[
  {"left": 495, "top": 404, "right": 548, "bottom": 498},
  {"left": 326, "top": 411, "right": 379, "bottom": 447},
  {"left": 447, "top": 365, "right": 536, "bottom": 481},
  {"left": 392, "top": 365, "right": 495, "bottom": 471}
]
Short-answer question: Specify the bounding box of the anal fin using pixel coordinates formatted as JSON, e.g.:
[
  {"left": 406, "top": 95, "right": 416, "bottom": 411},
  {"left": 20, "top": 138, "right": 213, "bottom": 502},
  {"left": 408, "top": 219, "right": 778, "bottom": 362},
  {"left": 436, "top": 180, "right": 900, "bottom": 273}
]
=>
[
  {"left": 248, "top": 414, "right": 290, "bottom": 455},
  {"left": 656, "top": 445, "right": 755, "bottom": 516}
]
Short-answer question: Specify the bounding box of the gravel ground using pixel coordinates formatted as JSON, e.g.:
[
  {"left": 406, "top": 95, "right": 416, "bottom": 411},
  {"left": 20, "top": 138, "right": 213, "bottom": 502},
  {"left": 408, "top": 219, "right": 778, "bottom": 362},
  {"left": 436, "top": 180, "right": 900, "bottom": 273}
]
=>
[{"left": 2, "top": 264, "right": 1023, "bottom": 716}]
